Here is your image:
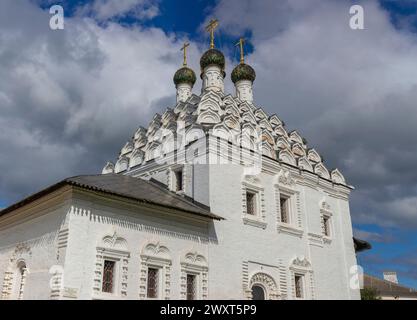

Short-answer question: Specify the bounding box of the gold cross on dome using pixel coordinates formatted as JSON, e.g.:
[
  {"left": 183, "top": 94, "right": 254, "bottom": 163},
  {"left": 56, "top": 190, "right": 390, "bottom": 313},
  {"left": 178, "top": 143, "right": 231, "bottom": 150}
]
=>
[
  {"left": 235, "top": 38, "right": 246, "bottom": 64},
  {"left": 205, "top": 19, "right": 219, "bottom": 49},
  {"left": 181, "top": 42, "right": 190, "bottom": 66}
]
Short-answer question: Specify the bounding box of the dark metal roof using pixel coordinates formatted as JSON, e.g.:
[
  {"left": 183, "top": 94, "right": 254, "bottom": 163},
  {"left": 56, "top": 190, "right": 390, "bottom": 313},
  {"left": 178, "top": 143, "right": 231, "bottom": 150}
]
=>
[
  {"left": 0, "top": 174, "right": 223, "bottom": 221},
  {"left": 364, "top": 274, "right": 417, "bottom": 298}
]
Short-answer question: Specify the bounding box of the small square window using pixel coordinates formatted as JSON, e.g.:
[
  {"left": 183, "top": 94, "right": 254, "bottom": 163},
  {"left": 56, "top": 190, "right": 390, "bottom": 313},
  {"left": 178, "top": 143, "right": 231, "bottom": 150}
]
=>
[
  {"left": 280, "top": 196, "right": 290, "bottom": 223},
  {"left": 323, "top": 216, "right": 331, "bottom": 237},
  {"left": 246, "top": 191, "right": 257, "bottom": 216},
  {"left": 102, "top": 260, "right": 115, "bottom": 293},
  {"left": 294, "top": 275, "right": 304, "bottom": 299},
  {"left": 186, "top": 274, "right": 197, "bottom": 300},
  {"left": 147, "top": 268, "right": 159, "bottom": 298}
]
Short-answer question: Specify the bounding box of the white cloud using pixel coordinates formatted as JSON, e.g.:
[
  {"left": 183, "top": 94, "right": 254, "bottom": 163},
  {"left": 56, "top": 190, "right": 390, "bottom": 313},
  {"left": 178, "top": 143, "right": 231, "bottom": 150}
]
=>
[
  {"left": 353, "top": 228, "right": 394, "bottom": 243},
  {"left": 0, "top": 0, "right": 201, "bottom": 202},
  {"left": 77, "top": 0, "right": 160, "bottom": 21}
]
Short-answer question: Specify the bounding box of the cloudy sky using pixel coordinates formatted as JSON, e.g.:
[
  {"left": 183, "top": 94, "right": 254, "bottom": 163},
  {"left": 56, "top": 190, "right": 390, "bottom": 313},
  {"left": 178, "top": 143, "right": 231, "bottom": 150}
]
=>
[{"left": 1, "top": 0, "right": 417, "bottom": 288}]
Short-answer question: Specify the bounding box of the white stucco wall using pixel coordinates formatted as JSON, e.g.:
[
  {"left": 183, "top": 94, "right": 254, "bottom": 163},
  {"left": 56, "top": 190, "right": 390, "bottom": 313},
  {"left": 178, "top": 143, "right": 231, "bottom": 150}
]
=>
[{"left": 0, "top": 198, "right": 69, "bottom": 300}]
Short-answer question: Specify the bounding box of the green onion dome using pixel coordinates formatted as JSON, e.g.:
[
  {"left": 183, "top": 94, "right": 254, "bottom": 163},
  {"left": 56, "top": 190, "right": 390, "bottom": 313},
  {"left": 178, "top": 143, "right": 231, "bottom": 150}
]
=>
[
  {"left": 200, "top": 48, "right": 226, "bottom": 71},
  {"left": 173, "top": 66, "right": 197, "bottom": 86},
  {"left": 231, "top": 63, "right": 256, "bottom": 83}
]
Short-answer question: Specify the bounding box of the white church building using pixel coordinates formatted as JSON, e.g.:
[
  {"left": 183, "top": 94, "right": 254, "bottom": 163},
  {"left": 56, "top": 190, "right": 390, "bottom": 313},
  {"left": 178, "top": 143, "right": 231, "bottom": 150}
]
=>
[{"left": 0, "top": 24, "right": 360, "bottom": 300}]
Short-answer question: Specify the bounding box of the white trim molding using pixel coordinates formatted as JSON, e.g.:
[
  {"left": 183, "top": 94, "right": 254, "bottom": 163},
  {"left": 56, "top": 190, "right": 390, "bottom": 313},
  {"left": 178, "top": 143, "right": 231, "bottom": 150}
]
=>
[
  {"left": 180, "top": 251, "right": 209, "bottom": 300},
  {"left": 139, "top": 241, "right": 172, "bottom": 300},
  {"left": 289, "top": 257, "right": 315, "bottom": 300},
  {"left": 93, "top": 232, "right": 130, "bottom": 300}
]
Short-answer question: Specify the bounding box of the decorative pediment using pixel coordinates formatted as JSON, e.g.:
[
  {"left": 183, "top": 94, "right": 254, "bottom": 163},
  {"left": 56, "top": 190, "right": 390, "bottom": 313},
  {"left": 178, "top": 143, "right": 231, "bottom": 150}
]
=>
[
  {"left": 147, "top": 120, "right": 161, "bottom": 136},
  {"left": 181, "top": 251, "right": 208, "bottom": 267},
  {"left": 213, "top": 123, "right": 233, "bottom": 141},
  {"left": 278, "top": 149, "right": 296, "bottom": 166},
  {"left": 292, "top": 143, "right": 306, "bottom": 157},
  {"left": 307, "top": 148, "right": 321, "bottom": 163},
  {"left": 144, "top": 141, "right": 162, "bottom": 161},
  {"left": 100, "top": 232, "right": 128, "bottom": 251},
  {"left": 291, "top": 257, "right": 311, "bottom": 269},
  {"left": 259, "top": 118, "right": 273, "bottom": 132},
  {"left": 115, "top": 157, "right": 129, "bottom": 173},
  {"left": 134, "top": 126, "right": 147, "bottom": 140},
  {"left": 197, "top": 109, "right": 221, "bottom": 125},
  {"left": 120, "top": 141, "right": 134, "bottom": 155},
  {"left": 262, "top": 141, "right": 275, "bottom": 159},
  {"left": 239, "top": 101, "right": 252, "bottom": 113},
  {"left": 241, "top": 111, "right": 257, "bottom": 126},
  {"left": 161, "top": 108, "right": 176, "bottom": 124},
  {"left": 185, "top": 124, "right": 205, "bottom": 144},
  {"left": 141, "top": 241, "right": 171, "bottom": 260},
  {"left": 269, "top": 114, "right": 283, "bottom": 128},
  {"left": 102, "top": 161, "right": 115, "bottom": 174},
  {"left": 223, "top": 94, "right": 238, "bottom": 107},
  {"left": 243, "top": 174, "right": 261, "bottom": 185},
  {"left": 276, "top": 137, "right": 291, "bottom": 150},
  {"left": 198, "top": 91, "right": 223, "bottom": 116},
  {"left": 174, "top": 101, "right": 186, "bottom": 114},
  {"left": 130, "top": 149, "right": 144, "bottom": 167},
  {"left": 261, "top": 130, "right": 275, "bottom": 146},
  {"left": 297, "top": 156, "right": 313, "bottom": 172},
  {"left": 314, "top": 162, "right": 330, "bottom": 179},
  {"left": 134, "top": 136, "right": 147, "bottom": 149},
  {"left": 274, "top": 125, "right": 288, "bottom": 137},
  {"left": 289, "top": 130, "right": 303, "bottom": 144},
  {"left": 161, "top": 121, "right": 177, "bottom": 134},
  {"left": 254, "top": 108, "right": 268, "bottom": 120},
  {"left": 331, "top": 168, "right": 346, "bottom": 184},
  {"left": 276, "top": 169, "right": 296, "bottom": 186},
  {"left": 319, "top": 198, "right": 332, "bottom": 213},
  {"left": 238, "top": 133, "right": 257, "bottom": 151},
  {"left": 242, "top": 122, "right": 258, "bottom": 138},
  {"left": 223, "top": 114, "right": 240, "bottom": 131},
  {"left": 10, "top": 243, "right": 32, "bottom": 263},
  {"left": 224, "top": 103, "right": 240, "bottom": 118},
  {"left": 200, "top": 90, "right": 223, "bottom": 105}
]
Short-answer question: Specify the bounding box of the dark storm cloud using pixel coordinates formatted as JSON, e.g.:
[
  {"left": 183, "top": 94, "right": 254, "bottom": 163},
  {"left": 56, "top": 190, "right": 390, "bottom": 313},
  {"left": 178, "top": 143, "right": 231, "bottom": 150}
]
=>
[{"left": 0, "top": 0, "right": 199, "bottom": 204}]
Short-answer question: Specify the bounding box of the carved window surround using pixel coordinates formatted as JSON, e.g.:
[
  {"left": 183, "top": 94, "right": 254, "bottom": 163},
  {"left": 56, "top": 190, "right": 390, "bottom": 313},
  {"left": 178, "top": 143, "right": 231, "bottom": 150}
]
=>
[
  {"left": 246, "top": 272, "right": 280, "bottom": 300},
  {"left": 93, "top": 233, "right": 130, "bottom": 300},
  {"left": 180, "top": 251, "right": 209, "bottom": 300},
  {"left": 320, "top": 199, "right": 334, "bottom": 244},
  {"left": 242, "top": 179, "right": 266, "bottom": 229},
  {"left": 289, "top": 257, "right": 315, "bottom": 300},
  {"left": 1, "top": 243, "right": 32, "bottom": 300},
  {"left": 275, "top": 180, "right": 303, "bottom": 236},
  {"left": 168, "top": 164, "right": 190, "bottom": 195},
  {"left": 139, "top": 242, "right": 172, "bottom": 300}
]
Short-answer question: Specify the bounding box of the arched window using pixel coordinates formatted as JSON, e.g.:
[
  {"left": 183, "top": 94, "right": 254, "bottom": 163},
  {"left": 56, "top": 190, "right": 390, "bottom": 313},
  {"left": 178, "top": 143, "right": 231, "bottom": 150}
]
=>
[
  {"left": 251, "top": 285, "right": 266, "bottom": 300},
  {"left": 14, "top": 261, "right": 27, "bottom": 300},
  {"left": 248, "top": 272, "right": 279, "bottom": 300}
]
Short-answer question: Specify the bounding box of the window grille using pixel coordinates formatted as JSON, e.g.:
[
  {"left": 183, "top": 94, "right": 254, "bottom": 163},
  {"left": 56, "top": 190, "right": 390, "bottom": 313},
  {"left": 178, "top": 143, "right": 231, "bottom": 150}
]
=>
[
  {"left": 186, "top": 274, "right": 197, "bottom": 300},
  {"left": 102, "top": 260, "right": 115, "bottom": 293},
  {"left": 147, "top": 268, "right": 159, "bottom": 298},
  {"left": 246, "top": 192, "right": 256, "bottom": 215}
]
